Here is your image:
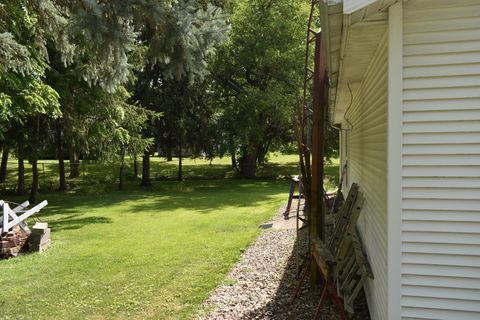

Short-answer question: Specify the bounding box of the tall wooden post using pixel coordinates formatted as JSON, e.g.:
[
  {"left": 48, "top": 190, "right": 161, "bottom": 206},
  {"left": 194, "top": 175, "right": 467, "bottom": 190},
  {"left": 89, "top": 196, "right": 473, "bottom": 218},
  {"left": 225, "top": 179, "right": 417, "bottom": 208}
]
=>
[
  {"left": 311, "top": 32, "right": 327, "bottom": 241},
  {"left": 310, "top": 32, "right": 327, "bottom": 285}
]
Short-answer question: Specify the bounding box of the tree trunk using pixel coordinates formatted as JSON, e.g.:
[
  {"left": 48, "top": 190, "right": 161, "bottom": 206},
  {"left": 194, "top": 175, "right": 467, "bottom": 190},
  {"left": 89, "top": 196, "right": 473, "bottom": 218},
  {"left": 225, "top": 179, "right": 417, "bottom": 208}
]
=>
[
  {"left": 178, "top": 136, "right": 183, "bottom": 181},
  {"left": 166, "top": 139, "right": 173, "bottom": 161},
  {"left": 118, "top": 162, "right": 125, "bottom": 190},
  {"left": 17, "top": 157, "right": 25, "bottom": 195},
  {"left": 239, "top": 146, "right": 258, "bottom": 179},
  {"left": 29, "top": 159, "right": 39, "bottom": 203},
  {"left": 257, "top": 140, "right": 271, "bottom": 166},
  {"left": 69, "top": 148, "right": 80, "bottom": 178},
  {"left": 0, "top": 146, "right": 9, "bottom": 183},
  {"left": 56, "top": 123, "right": 67, "bottom": 191},
  {"left": 165, "top": 135, "right": 175, "bottom": 161},
  {"left": 58, "top": 157, "right": 66, "bottom": 191},
  {"left": 229, "top": 138, "right": 237, "bottom": 169},
  {"left": 140, "top": 150, "right": 151, "bottom": 186},
  {"left": 133, "top": 158, "right": 138, "bottom": 179},
  {"left": 29, "top": 116, "right": 41, "bottom": 204},
  {"left": 231, "top": 153, "right": 237, "bottom": 169}
]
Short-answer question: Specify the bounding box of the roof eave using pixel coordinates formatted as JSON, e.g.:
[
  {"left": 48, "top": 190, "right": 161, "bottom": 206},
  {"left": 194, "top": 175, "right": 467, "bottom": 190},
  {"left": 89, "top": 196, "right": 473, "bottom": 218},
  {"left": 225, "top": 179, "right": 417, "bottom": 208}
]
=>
[
  {"left": 321, "top": 0, "right": 399, "bottom": 125},
  {"left": 319, "top": 0, "right": 344, "bottom": 124}
]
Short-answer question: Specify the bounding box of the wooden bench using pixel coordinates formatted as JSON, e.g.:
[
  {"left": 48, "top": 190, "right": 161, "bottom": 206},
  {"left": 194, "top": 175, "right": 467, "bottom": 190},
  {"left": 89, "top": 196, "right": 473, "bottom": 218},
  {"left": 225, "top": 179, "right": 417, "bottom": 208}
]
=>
[{"left": 291, "top": 183, "right": 374, "bottom": 319}]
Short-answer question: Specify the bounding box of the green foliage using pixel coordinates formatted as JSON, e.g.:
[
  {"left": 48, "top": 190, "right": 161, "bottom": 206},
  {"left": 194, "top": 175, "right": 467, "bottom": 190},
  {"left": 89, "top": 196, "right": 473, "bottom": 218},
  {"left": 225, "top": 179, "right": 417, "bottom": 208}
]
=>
[
  {"left": 156, "top": 78, "right": 218, "bottom": 159},
  {"left": 0, "top": 32, "right": 34, "bottom": 75},
  {"left": 1, "top": 0, "right": 228, "bottom": 92},
  {"left": 0, "top": 2, "right": 40, "bottom": 75},
  {"left": 325, "top": 124, "right": 340, "bottom": 160},
  {"left": 0, "top": 1, "right": 61, "bottom": 136},
  {"left": 0, "top": 0, "right": 229, "bottom": 197},
  {"left": 211, "top": 0, "right": 309, "bottom": 176},
  {"left": 153, "top": 1, "right": 228, "bottom": 83},
  {"left": 100, "top": 95, "right": 157, "bottom": 163}
]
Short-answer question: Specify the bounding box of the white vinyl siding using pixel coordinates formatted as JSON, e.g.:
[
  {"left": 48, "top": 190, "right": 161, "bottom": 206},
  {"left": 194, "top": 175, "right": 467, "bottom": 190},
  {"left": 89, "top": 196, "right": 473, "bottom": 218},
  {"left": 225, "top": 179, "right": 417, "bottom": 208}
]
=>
[
  {"left": 401, "top": 1, "right": 480, "bottom": 319},
  {"left": 342, "top": 32, "right": 388, "bottom": 320}
]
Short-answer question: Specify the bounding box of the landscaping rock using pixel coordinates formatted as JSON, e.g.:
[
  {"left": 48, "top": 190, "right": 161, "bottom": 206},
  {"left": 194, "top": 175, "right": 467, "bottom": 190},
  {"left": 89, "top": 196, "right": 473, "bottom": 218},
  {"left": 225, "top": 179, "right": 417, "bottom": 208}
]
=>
[{"left": 199, "top": 208, "right": 371, "bottom": 320}]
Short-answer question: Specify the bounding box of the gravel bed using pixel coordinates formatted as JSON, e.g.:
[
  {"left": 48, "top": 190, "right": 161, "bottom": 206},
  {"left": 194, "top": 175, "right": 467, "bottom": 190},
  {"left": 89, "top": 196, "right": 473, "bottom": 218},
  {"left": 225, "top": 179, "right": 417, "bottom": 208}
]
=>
[{"left": 198, "top": 210, "right": 371, "bottom": 320}]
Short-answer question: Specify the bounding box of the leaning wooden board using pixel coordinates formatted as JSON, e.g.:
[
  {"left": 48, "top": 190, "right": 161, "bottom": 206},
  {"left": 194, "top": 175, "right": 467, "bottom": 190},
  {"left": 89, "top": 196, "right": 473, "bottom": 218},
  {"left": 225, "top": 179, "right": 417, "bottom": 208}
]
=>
[{"left": 310, "top": 183, "right": 374, "bottom": 316}]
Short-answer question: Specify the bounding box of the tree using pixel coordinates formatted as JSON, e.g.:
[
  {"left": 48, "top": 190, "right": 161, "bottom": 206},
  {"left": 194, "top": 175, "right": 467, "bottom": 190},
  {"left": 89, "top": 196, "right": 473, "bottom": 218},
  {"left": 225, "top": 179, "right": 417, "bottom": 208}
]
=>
[
  {"left": 1, "top": 1, "right": 61, "bottom": 201},
  {"left": 211, "top": 0, "right": 308, "bottom": 178},
  {"left": 112, "top": 102, "right": 155, "bottom": 191},
  {"left": 154, "top": 78, "right": 219, "bottom": 180},
  {"left": 60, "top": 85, "right": 158, "bottom": 191},
  {"left": 131, "top": 62, "right": 163, "bottom": 187},
  {"left": 130, "top": 2, "right": 227, "bottom": 183},
  {"left": 0, "top": 145, "right": 8, "bottom": 183},
  {"left": 45, "top": 45, "right": 116, "bottom": 184},
  {"left": 1, "top": 71, "right": 60, "bottom": 204},
  {"left": 2, "top": 0, "right": 228, "bottom": 90},
  {"left": 1, "top": 0, "right": 228, "bottom": 196}
]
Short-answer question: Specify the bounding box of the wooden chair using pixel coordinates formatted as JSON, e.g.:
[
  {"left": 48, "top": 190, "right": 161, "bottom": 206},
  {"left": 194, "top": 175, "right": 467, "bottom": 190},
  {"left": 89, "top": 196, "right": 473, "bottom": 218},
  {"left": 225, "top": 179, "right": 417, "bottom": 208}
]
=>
[{"left": 291, "top": 183, "right": 373, "bottom": 319}]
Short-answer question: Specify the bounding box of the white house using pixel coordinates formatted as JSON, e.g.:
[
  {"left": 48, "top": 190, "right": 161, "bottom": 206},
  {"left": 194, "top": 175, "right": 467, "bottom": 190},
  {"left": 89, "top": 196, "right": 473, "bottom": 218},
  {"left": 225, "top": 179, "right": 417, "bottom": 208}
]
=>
[{"left": 319, "top": 0, "right": 480, "bottom": 319}]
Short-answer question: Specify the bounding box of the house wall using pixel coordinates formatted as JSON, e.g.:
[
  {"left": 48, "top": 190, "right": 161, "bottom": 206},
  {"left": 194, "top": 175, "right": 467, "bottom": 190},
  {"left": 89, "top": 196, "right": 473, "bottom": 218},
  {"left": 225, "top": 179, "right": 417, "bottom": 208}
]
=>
[
  {"left": 340, "top": 32, "right": 388, "bottom": 320},
  {"left": 400, "top": 0, "right": 480, "bottom": 319}
]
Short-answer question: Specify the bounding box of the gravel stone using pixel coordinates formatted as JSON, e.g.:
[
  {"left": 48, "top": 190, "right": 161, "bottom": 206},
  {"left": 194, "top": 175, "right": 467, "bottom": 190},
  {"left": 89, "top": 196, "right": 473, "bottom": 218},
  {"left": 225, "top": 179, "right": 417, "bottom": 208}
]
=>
[{"left": 198, "top": 206, "right": 371, "bottom": 320}]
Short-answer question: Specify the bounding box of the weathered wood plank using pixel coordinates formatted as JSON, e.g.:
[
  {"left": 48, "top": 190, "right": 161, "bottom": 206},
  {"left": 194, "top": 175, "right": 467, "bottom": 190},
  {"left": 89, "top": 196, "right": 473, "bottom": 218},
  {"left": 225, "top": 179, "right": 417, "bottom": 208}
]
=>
[{"left": 328, "top": 184, "right": 359, "bottom": 254}]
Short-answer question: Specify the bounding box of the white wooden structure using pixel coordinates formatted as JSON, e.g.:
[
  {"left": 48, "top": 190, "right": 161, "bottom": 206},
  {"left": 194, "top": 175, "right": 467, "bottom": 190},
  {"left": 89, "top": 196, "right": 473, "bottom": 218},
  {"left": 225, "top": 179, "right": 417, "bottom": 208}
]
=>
[
  {"left": 319, "top": 1, "right": 480, "bottom": 319},
  {"left": 0, "top": 200, "right": 48, "bottom": 233}
]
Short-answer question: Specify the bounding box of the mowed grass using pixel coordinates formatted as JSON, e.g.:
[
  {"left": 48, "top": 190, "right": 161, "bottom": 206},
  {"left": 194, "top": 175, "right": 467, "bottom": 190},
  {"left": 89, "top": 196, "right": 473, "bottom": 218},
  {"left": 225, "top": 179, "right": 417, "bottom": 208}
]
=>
[
  {"left": 0, "top": 154, "right": 339, "bottom": 319},
  {"left": 1, "top": 180, "right": 289, "bottom": 319}
]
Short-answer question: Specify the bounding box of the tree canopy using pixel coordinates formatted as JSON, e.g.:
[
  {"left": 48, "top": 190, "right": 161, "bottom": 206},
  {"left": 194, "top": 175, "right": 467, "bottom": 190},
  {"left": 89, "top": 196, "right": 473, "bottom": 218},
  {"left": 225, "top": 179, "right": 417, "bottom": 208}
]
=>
[
  {"left": 0, "top": 0, "right": 339, "bottom": 198},
  {"left": 1, "top": 0, "right": 228, "bottom": 90},
  {"left": 0, "top": 0, "right": 229, "bottom": 199},
  {"left": 211, "top": 0, "right": 309, "bottom": 177}
]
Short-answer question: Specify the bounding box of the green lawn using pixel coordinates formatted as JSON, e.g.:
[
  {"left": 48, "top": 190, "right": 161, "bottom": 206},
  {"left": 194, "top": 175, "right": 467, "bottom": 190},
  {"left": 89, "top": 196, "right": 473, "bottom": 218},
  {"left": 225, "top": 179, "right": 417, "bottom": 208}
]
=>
[
  {"left": 1, "top": 180, "right": 289, "bottom": 319},
  {"left": 0, "top": 154, "right": 339, "bottom": 319}
]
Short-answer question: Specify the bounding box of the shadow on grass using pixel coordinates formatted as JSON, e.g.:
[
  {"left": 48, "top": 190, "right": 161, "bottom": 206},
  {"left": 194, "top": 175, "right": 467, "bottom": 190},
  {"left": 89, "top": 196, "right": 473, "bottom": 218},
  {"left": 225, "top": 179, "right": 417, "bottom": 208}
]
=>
[
  {"left": 46, "top": 215, "right": 112, "bottom": 231},
  {"left": 24, "top": 180, "right": 291, "bottom": 234},
  {"left": 12, "top": 159, "right": 338, "bottom": 232},
  {"left": 120, "top": 180, "right": 291, "bottom": 214},
  {"left": 1, "top": 157, "right": 338, "bottom": 199}
]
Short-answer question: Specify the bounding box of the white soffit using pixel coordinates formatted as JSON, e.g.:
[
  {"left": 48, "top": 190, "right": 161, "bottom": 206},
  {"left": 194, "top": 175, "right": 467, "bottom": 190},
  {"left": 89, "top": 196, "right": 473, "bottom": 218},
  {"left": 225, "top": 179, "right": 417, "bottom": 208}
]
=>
[
  {"left": 320, "top": 0, "right": 343, "bottom": 118},
  {"left": 344, "top": 0, "right": 379, "bottom": 14},
  {"left": 321, "top": 0, "right": 400, "bottom": 124},
  {"left": 334, "top": 21, "right": 388, "bottom": 124}
]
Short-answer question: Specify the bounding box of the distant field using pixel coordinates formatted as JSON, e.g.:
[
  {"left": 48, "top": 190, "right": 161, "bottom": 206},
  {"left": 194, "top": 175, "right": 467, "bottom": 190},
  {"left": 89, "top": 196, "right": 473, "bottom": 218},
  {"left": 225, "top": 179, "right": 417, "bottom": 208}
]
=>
[{"left": 1, "top": 154, "right": 339, "bottom": 194}]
